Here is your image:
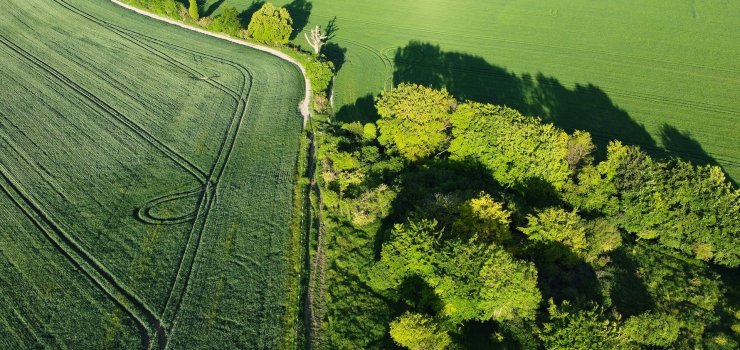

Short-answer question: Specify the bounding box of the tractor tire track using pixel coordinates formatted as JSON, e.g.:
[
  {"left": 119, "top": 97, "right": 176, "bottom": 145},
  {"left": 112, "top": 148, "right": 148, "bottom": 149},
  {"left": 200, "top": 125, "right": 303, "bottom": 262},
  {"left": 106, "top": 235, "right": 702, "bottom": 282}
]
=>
[
  {"left": 49, "top": 3, "right": 255, "bottom": 346},
  {"left": 3, "top": 3, "right": 246, "bottom": 349},
  {"left": 48, "top": 2, "right": 306, "bottom": 348},
  {"left": 0, "top": 164, "right": 163, "bottom": 350},
  {"left": 0, "top": 34, "right": 207, "bottom": 183},
  {"left": 323, "top": 13, "right": 740, "bottom": 76},
  {"left": 136, "top": 188, "right": 200, "bottom": 225},
  {"left": 25, "top": 6, "right": 248, "bottom": 346},
  {"left": 0, "top": 290, "right": 53, "bottom": 349}
]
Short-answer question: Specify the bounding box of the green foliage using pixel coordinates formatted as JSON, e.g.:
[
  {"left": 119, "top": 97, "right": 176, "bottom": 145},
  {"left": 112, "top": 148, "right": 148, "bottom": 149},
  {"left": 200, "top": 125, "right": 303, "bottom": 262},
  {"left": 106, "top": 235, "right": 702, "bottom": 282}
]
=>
[
  {"left": 340, "top": 121, "right": 365, "bottom": 138},
  {"left": 376, "top": 83, "right": 456, "bottom": 161},
  {"left": 370, "top": 220, "right": 541, "bottom": 325},
  {"left": 126, "top": 0, "right": 179, "bottom": 17},
  {"left": 346, "top": 184, "right": 395, "bottom": 226},
  {"left": 188, "top": 0, "right": 199, "bottom": 20},
  {"left": 623, "top": 312, "right": 682, "bottom": 347},
  {"left": 318, "top": 217, "right": 394, "bottom": 348},
  {"left": 585, "top": 218, "right": 622, "bottom": 265},
  {"left": 520, "top": 208, "right": 622, "bottom": 265},
  {"left": 390, "top": 313, "right": 452, "bottom": 350},
  {"left": 521, "top": 208, "right": 589, "bottom": 253},
  {"left": 566, "top": 141, "right": 740, "bottom": 267},
  {"left": 363, "top": 123, "right": 377, "bottom": 141},
  {"left": 540, "top": 301, "right": 629, "bottom": 350},
  {"left": 629, "top": 243, "right": 724, "bottom": 344},
  {"left": 295, "top": 35, "right": 739, "bottom": 345},
  {"left": 449, "top": 102, "right": 572, "bottom": 192},
  {"left": 208, "top": 7, "right": 241, "bottom": 36},
  {"left": 566, "top": 130, "right": 596, "bottom": 171},
  {"left": 452, "top": 193, "right": 511, "bottom": 244},
  {"left": 303, "top": 55, "right": 334, "bottom": 94},
  {"left": 368, "top": 220, "right": 439, "bottom": 290},
  {"left": 246, "top": 3, "right": 293, "bottom": 45}
]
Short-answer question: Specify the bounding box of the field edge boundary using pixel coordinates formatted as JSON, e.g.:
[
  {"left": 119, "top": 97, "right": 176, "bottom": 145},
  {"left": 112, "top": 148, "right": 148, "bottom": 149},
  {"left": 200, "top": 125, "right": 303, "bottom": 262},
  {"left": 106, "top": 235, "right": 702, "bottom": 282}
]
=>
[{"left": 109, "top": 0, "right": 311, "bottom": 125}]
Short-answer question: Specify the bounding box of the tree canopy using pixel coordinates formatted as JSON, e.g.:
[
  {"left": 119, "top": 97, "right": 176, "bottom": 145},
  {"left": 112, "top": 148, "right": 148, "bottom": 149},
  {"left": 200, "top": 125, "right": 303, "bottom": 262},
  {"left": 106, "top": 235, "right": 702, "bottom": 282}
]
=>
[
  {"left": 376, "top": 83, "right": 456, "bottom": 161},
  {"left": 313, "top": 83, "right": 739, "bottom": 349},
  {"left": 209, "top": 7, "right": 241, "bottom": 37},
  {"left": 246, "top": 3, "right": 293, "bottom": 45},
  {"left": 389, "top": 313, "right": 452, "bottom": 350},
  {"left": 188, "top": 0, "right": 199, "bottom": 20}
]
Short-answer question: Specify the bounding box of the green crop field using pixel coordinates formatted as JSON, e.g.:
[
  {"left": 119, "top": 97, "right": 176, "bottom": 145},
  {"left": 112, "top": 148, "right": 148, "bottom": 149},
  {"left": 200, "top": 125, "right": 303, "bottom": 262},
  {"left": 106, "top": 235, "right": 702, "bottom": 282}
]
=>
[
  {"left": 206, "top": 0, "right": 740, "bottom": 181},
  {"left": 0, "top": 0, "right": 304, "bottom": 348}
]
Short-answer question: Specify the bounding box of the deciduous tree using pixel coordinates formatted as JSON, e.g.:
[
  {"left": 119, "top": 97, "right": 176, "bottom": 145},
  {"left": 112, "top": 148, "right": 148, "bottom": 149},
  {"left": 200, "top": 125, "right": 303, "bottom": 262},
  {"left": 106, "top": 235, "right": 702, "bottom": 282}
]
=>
[
  {"left": 188, "top": 0, "right": 199, "bottom": 20},
  {"left": 540, "top": 301, "right": 629, "bottom": 350},
  {"left": 247, "top": 3, "right": 293, "bottom": 45},
  {"left": 390, "top": 312, "right": 451, "bottom": 350},
  {"left": 304, "top": 25, "right": 328, "bottom": 55},
  {"left": 209, "top": 7, "right": 241, "bottom": 36},
  {"left": 452, "top": 193, "right": 511, "bottom": 243},
  {"left": 623, "top": 312, "right": 681, "bottom": 347},
  {"left": 376, "top": 84, "right": 456, "bottom": 161},
  {"left": 449, "top": 102, "right": 572, "bottom": 193}
]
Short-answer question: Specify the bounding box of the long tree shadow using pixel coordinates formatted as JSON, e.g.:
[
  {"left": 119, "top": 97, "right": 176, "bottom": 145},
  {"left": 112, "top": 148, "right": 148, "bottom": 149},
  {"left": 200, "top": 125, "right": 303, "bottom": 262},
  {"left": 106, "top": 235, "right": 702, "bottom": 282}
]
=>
[
  {"left": 203, "top": 0, "right": 227, "bottom": 17},
  {"left": 392, "top": 41, "right": 729, "bottom": 174},
  {"left": 237, "top": 1, "right": 265, "bottom": 28},
  {"left": 321, "top": 17, "right": 346, "bottom": 73},
  {"left": 334, "top": 93, "right": 377, "bottom": 124},
  {"left": 392, "top": 41, "right": 656, "bottom": 158},
  {"left": 660, "top": 124, "right": 714, "bottom": 166},
  {"left": 285, "top": 0, "right": 313, "bottom": 40},
  {"left": 323, "top": 42, "right": 346, "bottom": 72},
  {"left": 656, "top": 124, "right": 737, "bottom": 186}
]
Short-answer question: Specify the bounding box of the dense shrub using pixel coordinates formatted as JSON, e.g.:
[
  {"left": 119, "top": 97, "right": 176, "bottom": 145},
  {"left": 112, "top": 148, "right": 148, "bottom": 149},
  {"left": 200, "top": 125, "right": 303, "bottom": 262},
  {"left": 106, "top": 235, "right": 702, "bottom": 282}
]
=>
[
  {"left": 247, "top": 3, "right": 293, "bottom": 45},
  {"left": 209, "top": 7, "right": 241, "bottom": 37},
  {"left": 376, "top": 83, "right": 456, "bottom": 161},
  {"left": 188, "top": 0, "right": 198, "bottom": 20},
  {"left": 126, "top": 0, "right": 178, "bottom": 18}
]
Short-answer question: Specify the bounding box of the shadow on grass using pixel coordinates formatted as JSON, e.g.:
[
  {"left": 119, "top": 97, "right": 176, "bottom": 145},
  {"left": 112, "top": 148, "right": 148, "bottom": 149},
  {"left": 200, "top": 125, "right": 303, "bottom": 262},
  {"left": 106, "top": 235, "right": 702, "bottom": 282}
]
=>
[
  {"left": 389, "top": 41, "right": 734, "bottom": 182},
  {"left": 334, "top": 94, "right": 377, "bottom": 124},
  {"left": 323, "top": 42, "right": 346, "bottom": 72},
  {"left": 392, "top": 41, "right": 657, "bottom": 158},
  {"left": 235, "top": 1, "right": 264, "bottom": 27},
  {"left": 285, "top": 0, "right": 313, "bottom": 40},
  {"left": 320, "top": 17, "right": 346, "bottom": 73},
  {"left": 203, "top": 0, "right": 226, "bottom": 17}
]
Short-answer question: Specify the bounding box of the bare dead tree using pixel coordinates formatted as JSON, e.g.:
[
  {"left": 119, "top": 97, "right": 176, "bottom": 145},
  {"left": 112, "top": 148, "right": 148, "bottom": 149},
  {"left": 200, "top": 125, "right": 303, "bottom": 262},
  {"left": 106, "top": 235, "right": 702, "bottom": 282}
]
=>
[{"left": 304, "top": 25, "right": 328, "bottom": 55}]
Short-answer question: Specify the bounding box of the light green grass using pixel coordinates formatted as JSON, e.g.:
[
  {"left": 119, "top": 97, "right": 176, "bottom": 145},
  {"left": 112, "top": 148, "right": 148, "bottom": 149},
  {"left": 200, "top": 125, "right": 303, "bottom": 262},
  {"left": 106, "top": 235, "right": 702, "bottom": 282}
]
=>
[
  {"left": 0, "top": 0, "right": 304, "bottom": 348},
  {"left": 208, "top": 0, "right": 740, "bottom": 181}
]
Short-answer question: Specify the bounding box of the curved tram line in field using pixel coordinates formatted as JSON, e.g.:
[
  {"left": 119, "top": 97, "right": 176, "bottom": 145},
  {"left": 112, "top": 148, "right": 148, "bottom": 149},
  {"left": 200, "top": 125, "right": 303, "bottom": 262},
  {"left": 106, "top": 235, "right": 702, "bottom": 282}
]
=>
[
  {"left": 1, "top": 0, "right": 284, "bottom": 348},
  {"left": 136, "top": 188, "right": 201, "bottom": 225},
  {"left": 0, "top": 33, "right": 166, "bottom": 349}
]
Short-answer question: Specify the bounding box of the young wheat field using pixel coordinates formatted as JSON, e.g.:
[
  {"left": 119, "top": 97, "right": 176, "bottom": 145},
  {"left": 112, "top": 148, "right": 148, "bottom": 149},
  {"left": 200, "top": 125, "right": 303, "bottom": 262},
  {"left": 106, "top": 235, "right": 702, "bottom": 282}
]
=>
[{"left": 0, "top": 0, "right": 304, "bottom": 348}]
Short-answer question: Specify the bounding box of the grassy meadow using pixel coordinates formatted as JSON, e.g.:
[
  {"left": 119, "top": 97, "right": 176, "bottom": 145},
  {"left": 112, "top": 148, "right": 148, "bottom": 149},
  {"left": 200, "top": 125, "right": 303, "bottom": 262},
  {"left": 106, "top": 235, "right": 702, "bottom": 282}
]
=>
[
  {"left": 206, "top": 0, "right": 740, "bottom": 181},
  {"left": 0, "top": 0, "right": 304, "bottom": 348}
]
